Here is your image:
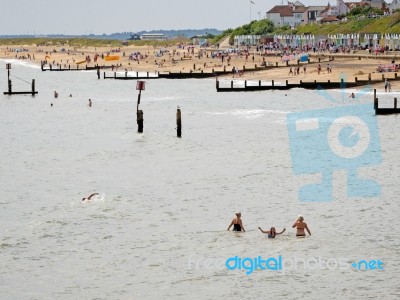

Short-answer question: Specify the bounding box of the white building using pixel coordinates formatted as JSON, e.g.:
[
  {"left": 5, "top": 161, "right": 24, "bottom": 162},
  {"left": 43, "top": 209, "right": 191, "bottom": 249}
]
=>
[
  {"left": 140, "top": 33, "right": 167, "bottom": 41},
  {"left": 389, "top": 0, "right": 400, "bottom": 12}
]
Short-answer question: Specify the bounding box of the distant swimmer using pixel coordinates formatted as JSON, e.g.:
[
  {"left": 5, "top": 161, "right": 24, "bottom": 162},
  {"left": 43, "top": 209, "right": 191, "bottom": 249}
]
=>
[
  {"left": 88, "top": 99, "right": 92, "bottom": 107},
  {"left": 292, "top": 215, "right": 311, "bottom": 237},
  {"left": 82, "top": 193, "right": 99, "bottom": 201},
  {"left": 258, "top": 226, "right": 285, "bottom": 238},
  {"left": 54, "top": 91, "right": 58, "bottom": 98},
  {"left": 227, "top": 212, "right": 245, "bottom": 232}
]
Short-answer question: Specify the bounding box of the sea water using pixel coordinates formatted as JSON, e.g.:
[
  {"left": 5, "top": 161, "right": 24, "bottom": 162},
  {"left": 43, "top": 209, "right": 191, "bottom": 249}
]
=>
[{"left": 0, "top": 59, "right": 399, "bottom": 299}]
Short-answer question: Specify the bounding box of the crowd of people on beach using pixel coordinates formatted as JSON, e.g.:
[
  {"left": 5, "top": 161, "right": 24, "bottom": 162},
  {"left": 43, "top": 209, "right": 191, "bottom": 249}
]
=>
[{"left": 227, "top": 212, "right": 311, "bottom": 238}]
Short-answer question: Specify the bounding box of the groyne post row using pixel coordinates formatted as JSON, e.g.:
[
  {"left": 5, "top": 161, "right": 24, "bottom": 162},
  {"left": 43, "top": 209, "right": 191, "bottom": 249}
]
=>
[
  {"left": 41, "top": 62, "right": 113, "bottom": 72},
  {"left": 374, "top": 88, "right": 400, "bottom": 115},
  {"left": 215, "top": 72, "right": 400, "bottom": 92},
  {"left": 100, "top": 57, "right": 333, "bottom": 81}
]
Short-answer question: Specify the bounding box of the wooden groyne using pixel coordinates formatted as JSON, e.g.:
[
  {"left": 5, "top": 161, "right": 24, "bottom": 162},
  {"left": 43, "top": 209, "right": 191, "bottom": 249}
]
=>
[
  {"left": 41, "top": 64, "right": 113, "bottom": 72},
  {"left": 216, "top": 72, "right": 400, "bottom": 92},
  {"left": 101, "top": 58, "right": 332, "bottom": 80},
  {"left": 3, "top": 63, "right": 38, "bottom": 96},
  {"left": 373, "top": 89, "right": 400, "bottom": 115}
]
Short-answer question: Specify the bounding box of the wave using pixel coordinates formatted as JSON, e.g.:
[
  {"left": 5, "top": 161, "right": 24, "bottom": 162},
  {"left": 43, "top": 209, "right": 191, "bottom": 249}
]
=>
[{"left": 0, "top": 59, "right": 41, "bottom": 69}]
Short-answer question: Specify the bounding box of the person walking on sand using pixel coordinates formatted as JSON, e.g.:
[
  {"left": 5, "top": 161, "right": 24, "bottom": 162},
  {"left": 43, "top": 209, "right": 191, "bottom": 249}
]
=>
[
  {"left": 258, "top": 226, "right": 285, "bottom": 238},
  {"left": 227, "top": 212, "right": 245, "bottom": 232},
  {"left": 292, "top": 215, "right": 311, "bottom": 237}
]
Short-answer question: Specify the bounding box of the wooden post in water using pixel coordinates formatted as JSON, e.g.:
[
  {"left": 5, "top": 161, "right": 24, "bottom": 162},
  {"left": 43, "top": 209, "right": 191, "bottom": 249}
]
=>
[
  {"left": 6, "top": 63, "right": 12, "bottom": 93},
  {"left": 8, "top": 79, "right": 12, "bottom": 94},
  {"left": 374, "top": 89, "right": 378, "bottom": 110},
  {"left": 176, "top": 108, "right": 182, "bottom": 138},
  {"left": 395, "top": 98, "right": 398, "bottom": 109},
  {"left": 136, "top": 81, "right": 145, "bottom": 133},
  {"left": 272, "top": 80, "right": 274, "bottom": 87},
  {"left": 31, "top": 79, "right": 35, "bottom": 96},
  {"left": 97, "top": 68, "right": 100, "bottom": 79}
]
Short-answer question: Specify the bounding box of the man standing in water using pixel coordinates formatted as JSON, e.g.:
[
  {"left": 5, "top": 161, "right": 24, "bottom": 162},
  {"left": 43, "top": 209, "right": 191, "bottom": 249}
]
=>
[
  {"left": 88, "top": 99, "right": 92, "bottom": 107},
  {"left": 292, "top": 215, "right": 311, "bottom": 237}
]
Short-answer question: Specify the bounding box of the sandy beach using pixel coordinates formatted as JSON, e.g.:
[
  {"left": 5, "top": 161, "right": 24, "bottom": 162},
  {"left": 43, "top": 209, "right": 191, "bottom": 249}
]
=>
[{"left": 1, "top": 43, "right": 399, "bottom": 92}]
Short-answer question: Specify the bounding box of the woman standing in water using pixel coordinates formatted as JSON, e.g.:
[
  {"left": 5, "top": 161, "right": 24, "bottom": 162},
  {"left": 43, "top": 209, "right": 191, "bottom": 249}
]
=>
[
  {"left": 292, "top": 215, "right": 311, "bottom": 237},
  {"left": 227, "top": 212, "right": 245, "bottom": 232},
  {"left": 258, "top": 226, "right": 285, "bottom": 238}
]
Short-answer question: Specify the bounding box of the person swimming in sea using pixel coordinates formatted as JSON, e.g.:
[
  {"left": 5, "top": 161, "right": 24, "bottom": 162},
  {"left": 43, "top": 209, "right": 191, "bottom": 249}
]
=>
[
  {"left": 292, "top": 215, "right": 311, "bottom": 237},
  {"left": 82, "top": 193, "right": 99, "bottom": 201},
  {"left": 258, "top": 226, "right": 285, "bottom": 238},
  {"left": 227, "top": 212, "right": 245, "bottom": 232}
]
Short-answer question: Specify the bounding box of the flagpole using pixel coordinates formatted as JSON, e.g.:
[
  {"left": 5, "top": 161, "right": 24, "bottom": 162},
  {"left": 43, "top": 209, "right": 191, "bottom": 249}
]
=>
[{"left": 249, "top": 0, "right": 251, "bottom": 23}]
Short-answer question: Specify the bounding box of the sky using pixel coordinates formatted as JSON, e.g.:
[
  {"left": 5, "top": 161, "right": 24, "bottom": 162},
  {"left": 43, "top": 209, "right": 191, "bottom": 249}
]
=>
[{"left": 0, "top": 0, "right": 338, "bottom": 35}]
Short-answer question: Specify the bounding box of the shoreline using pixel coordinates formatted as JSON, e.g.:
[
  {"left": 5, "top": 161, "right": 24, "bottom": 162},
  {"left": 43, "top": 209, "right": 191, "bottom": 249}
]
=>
[{"left": 1, "top": 44, "right": 400, "bottom": 93}]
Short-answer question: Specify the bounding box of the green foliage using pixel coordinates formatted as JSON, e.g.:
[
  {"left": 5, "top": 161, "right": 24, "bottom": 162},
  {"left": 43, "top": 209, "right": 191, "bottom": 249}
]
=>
[
  {"left": 272, "top": 25, "right": 297, "bottom": 35},
  {"left": 0, "top": 37, "right": 191, "bottom": 48},
  {"left": 210, "top": 19, "right": 275, "bottom": 45},
  {"left": 250, "top": 19, "right": 275, "bottom": 35},
  {"left": 348, "top": 6, "right": 383, "bottom": 17},
  {"left": 210, "top": 28, "right": 233, "bottom": 44},
  {"left": 295, "top": 14, "right": 400, "bottom": 35}
]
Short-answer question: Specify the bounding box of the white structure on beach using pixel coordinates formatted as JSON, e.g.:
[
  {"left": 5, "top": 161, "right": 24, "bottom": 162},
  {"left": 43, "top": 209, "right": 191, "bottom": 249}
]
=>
[{"left": 140, "top": 33, "right": 167, "bottom": 41}]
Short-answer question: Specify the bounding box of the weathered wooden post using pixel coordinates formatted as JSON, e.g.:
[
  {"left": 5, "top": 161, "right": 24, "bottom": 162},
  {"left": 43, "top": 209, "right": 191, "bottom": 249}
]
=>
[
  {"left": 176, "top": 107, "right": 182, "bottom": 138},
  {"left": 31, "top": 79, "right": 35, "bottom": 96},
  {"left": 355, "top": 77, "right": 358, "bottom": 82},
  {"left": 272, "top": 80, "right": 274, "bottom": 87},
  {"left": 368, "top": 73, "right": 371, "bottom": 82},
  {"left": 6, "top": 63, "right": 12, "bottom": 93},
  {"left": 374, "top": 89, "right": 378, "bottom": 110},
  {"left": 395, "top": 98, "right": 398, "bottom": 109},
  {"left": 136, "top": 81, "right": 145, "bottom": 133},
  {"left": 97, "top": 68, "right": 100, "bottom": 79}
]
